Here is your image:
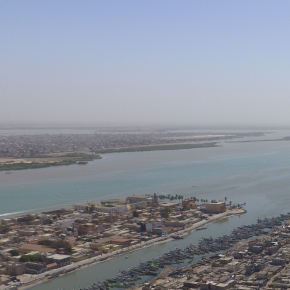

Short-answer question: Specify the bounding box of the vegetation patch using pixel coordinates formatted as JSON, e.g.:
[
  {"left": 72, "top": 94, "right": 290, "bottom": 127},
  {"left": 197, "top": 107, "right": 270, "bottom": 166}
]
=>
[
  {"left": 38, "top": 239, "right": 72, "bottom": 253},
  {"left": 0, "top": 153, "right": 101, "bottom": 171},
  {"left": 95, "top": 142, "right": 219, "bottom": 154}
]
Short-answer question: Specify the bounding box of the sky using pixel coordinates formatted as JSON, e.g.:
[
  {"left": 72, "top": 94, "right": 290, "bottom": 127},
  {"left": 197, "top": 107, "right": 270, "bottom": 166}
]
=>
[{"left": 1, "top": 1, "right": 290, "bottom": 127}]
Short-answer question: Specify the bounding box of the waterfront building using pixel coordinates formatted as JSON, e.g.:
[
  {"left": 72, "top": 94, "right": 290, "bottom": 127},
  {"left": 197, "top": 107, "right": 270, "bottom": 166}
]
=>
[
  {"left": 25, "top": 262, "right": 46, "bottom": 274},
  {"left": 159, "top": 202, "right": 176, "bottom": 209},
  {"left": 73, "top": 202, "right": 100, "bottom": 211},
  {"left": 182, "top": 199, "right": 197, "bottom": 210},
  {"left": 110, "top": 237, "right": 133, "bottom": 247},
  {"left": 5, "top": 262, "right": 26, "bottom": 276},
  {"left": 100, "top": 199, "right": 124, "bottom": 205},
  {"left": 205, "top": 201, "right": 226, "bottom": 213},
  {"left": 126, "top": 195, "right": 152, "bottom": 204},
  {"left": 46, "top": 254, "right": 71, "bottom": 267}
]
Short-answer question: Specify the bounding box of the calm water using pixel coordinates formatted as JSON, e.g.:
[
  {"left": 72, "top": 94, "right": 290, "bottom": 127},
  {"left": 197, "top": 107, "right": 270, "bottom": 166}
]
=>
[
  {"left": 0, "top": 130, "right": 289, "bottom": 217},
  {"left": 2, "top": 129, "right": 290, "bottom": 289}
]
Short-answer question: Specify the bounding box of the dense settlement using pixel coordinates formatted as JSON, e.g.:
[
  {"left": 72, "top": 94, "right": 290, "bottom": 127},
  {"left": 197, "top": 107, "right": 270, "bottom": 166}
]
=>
[
  {"left": 136, "top": 213, "right": 290, "bottom": 290},
  {"left": 0, "top": 195, "right": 241, "bottom": 289}
]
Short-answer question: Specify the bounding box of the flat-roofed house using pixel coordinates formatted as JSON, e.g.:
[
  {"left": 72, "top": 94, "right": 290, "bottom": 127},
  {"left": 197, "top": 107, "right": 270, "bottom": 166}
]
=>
[
  {"left": 205, "top": 201, "right": 226, "bottom": 213},
  {"left": 19, "top": 243, "right": 55, "bottom": 254}
]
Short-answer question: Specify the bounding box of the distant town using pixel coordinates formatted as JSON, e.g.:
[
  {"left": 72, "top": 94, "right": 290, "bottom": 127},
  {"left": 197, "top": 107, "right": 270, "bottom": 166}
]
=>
[
  {"left": 0, "top": 131, "right": 263, "bottom": 171},
  {"left": 0, "top": 195, "right": 244, "bottom": 289}
]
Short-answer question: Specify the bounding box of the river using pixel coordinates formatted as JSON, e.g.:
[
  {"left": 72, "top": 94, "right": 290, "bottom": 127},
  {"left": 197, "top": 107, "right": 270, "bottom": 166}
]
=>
[{"left": 1, "top": 129, "right": 290, "bottom": 289}]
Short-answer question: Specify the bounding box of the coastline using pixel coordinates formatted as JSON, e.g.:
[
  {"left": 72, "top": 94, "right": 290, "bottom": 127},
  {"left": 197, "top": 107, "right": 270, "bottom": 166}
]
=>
[
  {"left": 0, "top": 154, "right": 101, "bottom": 172},
  {"left": 17, "top": 208, "right": 245, "bottom": 290},
  {"left": 0, "top": 142, "right": 218, "bottom": 173}
]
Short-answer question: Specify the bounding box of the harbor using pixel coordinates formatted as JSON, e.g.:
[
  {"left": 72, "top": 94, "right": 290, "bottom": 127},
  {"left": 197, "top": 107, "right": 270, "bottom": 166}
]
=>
[
  {"left": 23, "top": 207, "right": 290, "bottom": 290},
  {"left": 12, "top": 208, "right": 242, "bottom": 290},
  {"left": 55, "top": 215, "right": 289, "bottom": 290}
]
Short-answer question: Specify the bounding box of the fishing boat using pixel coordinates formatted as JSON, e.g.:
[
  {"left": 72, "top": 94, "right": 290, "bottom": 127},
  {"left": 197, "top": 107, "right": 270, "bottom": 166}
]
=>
[{"left": 196, "top": 227, "right": 207, "bottom": 230}]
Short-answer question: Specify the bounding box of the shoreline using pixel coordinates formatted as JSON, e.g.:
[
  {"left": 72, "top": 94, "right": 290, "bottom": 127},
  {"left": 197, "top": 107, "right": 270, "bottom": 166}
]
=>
[
  {"left": 0, "top": 142, "right": 218, "bottom": 173},
  {"left": 17, "top": 208, "right": 246, "bottom": 290},
  {"left": 0, "top": 154, "right": 101, "bottom": 172}
]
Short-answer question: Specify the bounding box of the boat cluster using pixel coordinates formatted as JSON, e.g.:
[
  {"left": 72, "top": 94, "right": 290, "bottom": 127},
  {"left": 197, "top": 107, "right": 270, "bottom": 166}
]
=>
[{"left": 71, "top": 214, "right": 290, "bottom": 290}]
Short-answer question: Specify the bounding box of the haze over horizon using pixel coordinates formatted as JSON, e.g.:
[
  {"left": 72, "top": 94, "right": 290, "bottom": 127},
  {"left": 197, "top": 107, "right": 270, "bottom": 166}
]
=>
[{"left": 1, "top": 1, "right": 290, "bottom": 127}]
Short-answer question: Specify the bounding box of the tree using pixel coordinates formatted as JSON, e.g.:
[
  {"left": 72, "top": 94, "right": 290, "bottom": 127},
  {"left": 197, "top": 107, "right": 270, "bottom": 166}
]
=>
[
  {"left": 20, "top": 255, "right": 30, "bottom": 262},
  {"left": 160, "top": 208, "right": 171, "bottom": 219},
  {"left": 9, "top": 250, "right": 19, "bottom": 256},
  {"left": 133, "top": 210, "right": 139, "bottom": 217},
  {"left": 20, "top": 254, "right": 42, "bottom": 262},
  {"left": 18, "top": 214, "right": 35, "bottom": 223},
  {"left": 38, "top": 239, "right": 72, "bottom": 253}
]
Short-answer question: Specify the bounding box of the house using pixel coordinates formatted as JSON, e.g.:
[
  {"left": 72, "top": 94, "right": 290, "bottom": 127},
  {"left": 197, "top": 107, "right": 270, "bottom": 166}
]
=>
[
  {"left": 110, "top": 238, "right": 133, "bottom": 247},
  {"left": 47, "top": 254, "right": 71, "bottom": 267},
  {"left": 19, "top": 243, "right": 55, "bottom": 254},
  {"left": 5, "top": 262, "right": 26, "bottom": 276},
  {"left": 205, "top": 201, "right": 226, "bottom": 213},
  {"left": 53, "top": 219, "right": 75, "bottom": 229},
  {"left": 182, "top": 199, "right": 197, "bottom": 210},
  {"left": 126, "top": 195, "right": 152, "bottom": 204}
]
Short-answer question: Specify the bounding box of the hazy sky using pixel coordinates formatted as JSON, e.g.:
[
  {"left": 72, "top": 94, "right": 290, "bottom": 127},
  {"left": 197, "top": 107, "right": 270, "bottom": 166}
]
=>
[{"left": 1, "top": 1, "right": 290, "bottom": 126}]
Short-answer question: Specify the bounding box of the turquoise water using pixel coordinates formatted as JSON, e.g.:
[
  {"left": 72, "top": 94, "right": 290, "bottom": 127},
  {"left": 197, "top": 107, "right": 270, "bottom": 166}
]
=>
[
  {"left": 2, "top": 130, "right": 290, "bottom": 289},
  {"left": 1, "top": 130, "right": 290, "bottom": 218}
]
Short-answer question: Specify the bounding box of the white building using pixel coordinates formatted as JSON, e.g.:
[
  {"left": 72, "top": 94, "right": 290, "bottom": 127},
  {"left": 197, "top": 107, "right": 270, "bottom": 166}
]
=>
[{"left": 53, "top": 219, "right": 75, "bottom": 229}]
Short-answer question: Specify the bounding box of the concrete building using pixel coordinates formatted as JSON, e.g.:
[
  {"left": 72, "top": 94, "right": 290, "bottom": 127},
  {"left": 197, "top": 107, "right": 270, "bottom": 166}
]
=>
[
  {"left": 5, "top": 262, "right": 26, "bottom": 276},
  {"left": 110, "top": 238, "right": 133, "bottom": 247},
  {"left": 182, "top": 199, "right": 198, "bottom": 210},
  {"left": 53, "top": 219, "right": 75, "bottom": 229},
  {"left": 126, "top": 195, "right": 152, "bottom": 204},
  {"left": 47, "top": 254, "right": 71, "bottom": 267},
  {"left": 159, "top": 202, "right": 176, "bottom": 209},
  {"left": 104, "top": 215, "right": 119, "bottom": 223},
  {"left": 26, "top": 262, "right": 46, "bottom": 274},
  {"left": 19, "top": 243, "right": 55, "bottom": 254},
  {"left": 205, "top": 201, "right": 226, "bottom": 213},
  {"left": 73, "top": 202, "right": 100, "bottom": 211}
]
